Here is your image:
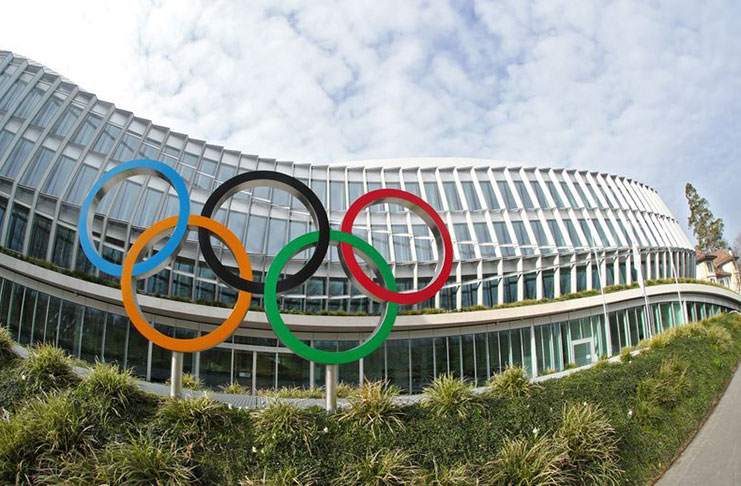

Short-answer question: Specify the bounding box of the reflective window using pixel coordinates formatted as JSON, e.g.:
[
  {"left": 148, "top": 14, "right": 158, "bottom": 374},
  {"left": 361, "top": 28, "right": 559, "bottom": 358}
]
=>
[
  {"left": 572, "top": 181, "right": 589, "bottom": 207},
  {"left": 217, "top": 163, "right": 236, "bottom": 182},
  {"left": 497, "top": 181, "right": 517, "bottom": 209},
  {"left": 348, "top": 181, "right": 363, "bottom": 203},
  {"left": 108, "top": 181, "right": 140, "bottom": 221},
  {"left": 5, "top": 204, "right": 29, "bottom": 251},
  {"left": 330, "top": 181, "right": 345, "bottom": 211},
  {"left": 424, "top": 182, "right": 442, "bottom": 210},
  {"left": 404, "top": 181, "right": 421, "bottom": 197},
  {"left": 266, "top": 218, "right": 287, "bottom": 255},
  {"left": 514, "top": 181, "right": 534, "bottom": 208},
  {"left": 133, "top": 187, "right": 163, "bottom": 227},
  {"left": 28, "top": 215, "right": 52, "bottom": 259},
  {"left": 112, "top": 133, "right": 139, "bottom": 161},
  {"left": 31, "top": 95, "right": 63, "bottom": 128},
  {"left": 461, "top": 181, "right": 480, "bottom": 210},
  {"left": 543, "top": 270, "right": 555, "bottom": 299},
  {"left": 546, "top": 181, "right": 564, "bottom": 207},
  {"left": 453, "top": 223, "right": 471, "bottom": 241},
  {"left": 530, "top": 220, "right": 549, "bottom": 247},
  {"left": 511, "top": 221, "right": 532, "bottom": 255},
  {"left": 246, "top": 215, "right": 267, "bottom": 253},
  {"left": 532, "top": 181, "right": 549, "bottom": 207},
  {"left": 493, "top": 222, "right": 515, "bottom": 256},
  {"left": 586, "top": 183, "right": 605, "bottom": 209},
  {"left": 52, "top": 226, "right": 75, "bottom": 268},
  {"left": 547, "top": 219, "right": 566, "bottom": 247},
  {"left": 504, "top": 276, "right": 518, "bottom": 303},
  {"left": 560, "top": 267, "right": 572, "bottom": 294},
  {"left": 578, "top": 219, "right": 593, "bottom": 246},
  {"left": 310, "top": 179, "right": 327, "bottom": 206},
  {"left": 51, "top": 105, "right": 82, "bottom": 137},
  {"left": 19, "top": 147, "right": 54, "bottom": 187},
  {"left": 564, "top": 219, "right": 582, "bottom": 247},
  {"left": 443, "top": 182, "right": 463, "bottom": 210},
  {"left": 0, "top": 137, "right": 33, "bottom": 179},
  {"left": 0, "top": 79, "right": 26, "bottom": 110},
  {"left": 413, "top": 224, "right": 433, "bottom": 261},
  {"left": 560, "top": 181, "right": 578, "bottom": 207},
  {"left": 0, "top": 129, "right": 13, "bottom": 156},
  {"left": 372, "top": 231, "right": 390, "bottom": 260},
  {"left": 72, "top": 113, "right": 103, "bottom": 145},
  {"left": 91, "top": 124, "right": 121, "bottom": 154},
  {"left": 392, "top": 224, "right": 412, "bottom": 262},
  {"left": 15, "top": 86, "right": 45, "bottom": 119},
  {"left": 479, "top": 180, "right": 499, "bottom": 209},
  {"left": 474, "top": 222, "right": 495, "bottom": 257},
  {"left": 65, "top": 165, "right": 98, "bottom": 205},
  {"left": 41, "top": 155, "right": 76, "bottom": 196}
]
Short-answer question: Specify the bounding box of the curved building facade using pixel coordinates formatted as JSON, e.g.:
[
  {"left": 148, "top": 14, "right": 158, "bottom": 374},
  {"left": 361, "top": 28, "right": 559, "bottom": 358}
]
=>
[{"left": 1, "top": 51, "right": 739, "bottom": 393}]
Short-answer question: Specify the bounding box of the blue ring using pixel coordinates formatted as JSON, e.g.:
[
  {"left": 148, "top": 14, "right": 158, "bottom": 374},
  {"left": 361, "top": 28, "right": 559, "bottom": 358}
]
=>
[{"left": 78, "top": 159, "right": 190, "bottom": 277}]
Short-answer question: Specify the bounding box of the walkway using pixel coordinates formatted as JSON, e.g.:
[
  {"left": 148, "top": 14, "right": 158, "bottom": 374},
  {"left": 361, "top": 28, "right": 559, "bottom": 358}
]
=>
[{"left": 657, "top": 366, "right": 741, "bottom": 485}]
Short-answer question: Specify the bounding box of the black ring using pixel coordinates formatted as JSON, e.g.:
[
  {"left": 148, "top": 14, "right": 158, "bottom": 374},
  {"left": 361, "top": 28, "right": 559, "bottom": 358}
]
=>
[{"left": 199, "top": 171, "right": 330, "bottom": 295}]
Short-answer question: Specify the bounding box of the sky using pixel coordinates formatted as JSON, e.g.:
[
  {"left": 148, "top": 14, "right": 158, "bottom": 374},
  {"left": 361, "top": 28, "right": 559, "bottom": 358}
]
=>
[{"left": 2, "top": 0, "right": 740, "bottom": 242}]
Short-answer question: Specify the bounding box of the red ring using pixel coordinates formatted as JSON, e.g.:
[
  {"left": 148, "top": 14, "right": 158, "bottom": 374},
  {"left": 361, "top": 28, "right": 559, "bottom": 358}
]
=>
[{"left": 339, "top": 188, "right": 454, "bottom": 305}]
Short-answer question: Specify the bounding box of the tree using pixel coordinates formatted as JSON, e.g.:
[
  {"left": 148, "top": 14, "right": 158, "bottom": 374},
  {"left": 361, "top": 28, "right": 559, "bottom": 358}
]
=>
[
  {"left": 685, "top": 183, "right": 726, "bottom": 251},
  {"left": 732, "top": 233, "right": 741, "bottom": 257}
]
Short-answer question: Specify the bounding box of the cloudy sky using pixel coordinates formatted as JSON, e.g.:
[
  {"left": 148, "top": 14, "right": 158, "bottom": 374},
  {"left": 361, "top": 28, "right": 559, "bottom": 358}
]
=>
[{"left": 2, "top": 0, "right": 740, "bottom": 241}]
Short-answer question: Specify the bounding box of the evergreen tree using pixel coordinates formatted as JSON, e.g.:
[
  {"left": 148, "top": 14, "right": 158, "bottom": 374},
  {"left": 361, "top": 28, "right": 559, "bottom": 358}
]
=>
[{"left": 685, "top": 183, "right": 726, "bottom": 250}]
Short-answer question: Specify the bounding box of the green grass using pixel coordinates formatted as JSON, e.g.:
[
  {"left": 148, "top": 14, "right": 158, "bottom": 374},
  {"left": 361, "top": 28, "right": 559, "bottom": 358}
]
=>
[{"left": 0, "top": 312, "right": 739, "bottom": 484}]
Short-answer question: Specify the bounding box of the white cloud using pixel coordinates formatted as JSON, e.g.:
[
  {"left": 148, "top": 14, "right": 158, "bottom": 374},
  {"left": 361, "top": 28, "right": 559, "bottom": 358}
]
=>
[{"left": 1, "top": 0, "right": 740, "bottom": 238}]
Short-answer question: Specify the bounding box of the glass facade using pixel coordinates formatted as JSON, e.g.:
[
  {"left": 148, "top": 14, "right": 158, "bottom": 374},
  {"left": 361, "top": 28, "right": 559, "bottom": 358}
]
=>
[{"left": 0, "top": 51, "right": 726, "bottom": 396}]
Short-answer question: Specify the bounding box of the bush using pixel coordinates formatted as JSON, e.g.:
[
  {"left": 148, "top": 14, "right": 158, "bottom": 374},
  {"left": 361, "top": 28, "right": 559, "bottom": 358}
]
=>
[
  {"left": 422, "top": 373, "right": 481, "bottom": 418},
  {"left": 480, "top": 435, "right": 568, "bottom": 486},
  {"left": 154, "top": 396, "right": 234, "bottom": 454},
  {"left": 79, "top": 363, "right": 143, "bottom": 411},
  {"left": 620, "top": 346, "right": 634, "bottom": 363},
  {"left": 339, "top": 381, "right": 404, "bottom": 439},
  {"left": 556, "top": 402, "right": 622, "bottom": 485},
  {"left": 240, "top": 465, "right": 320, "bottom": 485},
  {"left": 334, "top": 449, "right": 421, "bottom": 485},
  {"left": 337, "top": 382, "right": 360, "bottom": 399},
  {"left": 100, "top": 434, "right": 195, "bottom": 485},
  {"left": 424, "top": 461, "right": 470, "bottom": 485},
  {"left": 0, "top": 327, "right": 15, "bottom": 362},
  {"left": 258, "top": 386, "right": 323, "bottom": 399},
  {"left": 253, "top": 402, "right": 318, "bottom": 455},
  {"left": 487, "top": 365, "right": 537, "bottom": 398},
  {"left": 707, "top": 325, "right": 733, "bottom": 351},
  {"left": 636, "top": 356, "right": 689, "bottom": 422},
  {"left": 20, "top": 345, "right": 78, "bottom": 392},
  {"left": 220, "top": 382, "right": 249, "bottom": 395}
]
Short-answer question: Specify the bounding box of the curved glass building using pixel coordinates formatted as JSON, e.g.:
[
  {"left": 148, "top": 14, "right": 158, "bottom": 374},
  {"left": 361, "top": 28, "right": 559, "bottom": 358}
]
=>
[{"left": 1, "top": 51, "right": 739, "bottom": 393}]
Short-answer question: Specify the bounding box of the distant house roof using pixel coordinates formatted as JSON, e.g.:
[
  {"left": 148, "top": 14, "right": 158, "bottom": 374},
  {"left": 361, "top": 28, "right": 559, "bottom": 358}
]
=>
[{"left": 696, "top": 249, "right": 739, "bottom": 276}]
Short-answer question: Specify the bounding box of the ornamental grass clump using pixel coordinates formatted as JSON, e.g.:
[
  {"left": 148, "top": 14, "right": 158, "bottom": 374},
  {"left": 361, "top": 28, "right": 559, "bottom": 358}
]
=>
[
  {"left": 480, "top": 435, "right": 568, "bottom": 486},
  {"left": 620, "top": 346, "right": 634, "bottom": 363},
  {"left": 636, "top": 356, "right": 689, "bottom": 422},
  {"left": 339, "top": 380, "right": 404, "bottom": 439},
  {"left": 707, "top": 325, "right": 733, "bottom": 351},
  {"left": 421, "top": 373, "right": 481, "bottom": 418},
  {"left": 20, "top": 345, "right": 78, "bottom": 392},
  {"left": 424, "top": 461, "right": 471, "bottom": 486},
  {"left": 98, "top": 434, "right": 195, "bottom": 485},
  {"left": 556, "top": 402, "right": 622, "bottom": 485},
  {"left": 253, "top": 402, "right": 319, "bottom": 456},
  {"left": 334, "top": 449, "right": 421, "bottom": 486},
  {"left": 0, "top": 327, "right": 15, "bottom": 362},
  {"left": 487, "top": 365, "right": 538, "bottom": 398},
  {"left": 240, "top": 465, "right": 320, "bottom": 486},
  {"left": 154, "top": 395, "right": 234, "bottom": 454},
  {"left": 219, "top": 382, "right": 249, "bottom": 395},
  {"left": 79, "top": 363, "right": 143, "bottom": 413}
]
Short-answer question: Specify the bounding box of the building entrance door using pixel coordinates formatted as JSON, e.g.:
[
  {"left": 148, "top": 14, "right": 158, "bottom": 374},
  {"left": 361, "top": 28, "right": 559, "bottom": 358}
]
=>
[{"left": 571, "top": 338, "right": 594, "bottom": 367}]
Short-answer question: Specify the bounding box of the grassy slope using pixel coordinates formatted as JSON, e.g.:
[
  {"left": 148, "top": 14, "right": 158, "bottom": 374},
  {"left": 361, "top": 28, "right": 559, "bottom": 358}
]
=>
[{"left": 0, "top": 313, "right": 739, "bottom": 485}]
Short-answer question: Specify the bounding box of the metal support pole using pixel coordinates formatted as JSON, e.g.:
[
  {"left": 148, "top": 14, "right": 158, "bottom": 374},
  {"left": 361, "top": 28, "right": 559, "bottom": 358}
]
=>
[
  {"left": 325, "top": 364, "right": 338, "bottom": 413},
  {"left": 170, "top": 351, "right": 183, "bottom": 399}
]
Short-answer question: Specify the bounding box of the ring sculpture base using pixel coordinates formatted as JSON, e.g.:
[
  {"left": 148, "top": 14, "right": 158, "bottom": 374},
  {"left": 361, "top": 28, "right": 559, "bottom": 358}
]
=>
[
  {"left": 170, "top": 352, "right": 183, "bottom": 399},
  {"left": 325, "top": 364, "right": 338, "bottom": 413}
]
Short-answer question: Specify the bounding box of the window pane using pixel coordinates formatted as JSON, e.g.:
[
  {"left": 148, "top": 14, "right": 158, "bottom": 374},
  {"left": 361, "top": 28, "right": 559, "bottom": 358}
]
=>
[
  {"left": 64, "top": 165, "right": 98, "bottom": 205},
  {"left": 5, "top": 204, "right": 29, "bottom": 251},
  {"left": 461, "top": 181, "right": 480, "bottom": 210},
  {"left": 443, "top": 182, "right": 462, "bottom": 210},
  {"left": 52, "top": 105, "right": 82, "bottom": 137},
  {"left": 52, "top": 226, "right": 75, "bottom": 268},
  {"left": 28, "top": 215, "right": 52, "bottom": 259},
  {"left": 20, "top": 147, "right": 54, "bottom": 187},
  {"left": 424, "top": 182, "right": 442, "bottom": 210},
  {"left": 514, "top": 181, "right": 534, "bottom": 208},
  {"left": 31, "top": 95, "right": 63, "bottom": 128},
  {"left": 479, "top": 180, "right": 499, "bottom": 209},
  {"left": 72, "top": 114, "right": 103, "bottom": 145},
  {"left": 0, "top": 137, "right": 34, "bottom": 179},
  {"left": 546, "top": 181, "right": 564, "bottom": 207}
]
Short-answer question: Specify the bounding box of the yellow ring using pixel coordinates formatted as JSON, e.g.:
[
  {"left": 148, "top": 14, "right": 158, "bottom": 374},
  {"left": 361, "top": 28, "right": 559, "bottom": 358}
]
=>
[{"left": 121, "top": 215, "right": 252, "bottom": 353}]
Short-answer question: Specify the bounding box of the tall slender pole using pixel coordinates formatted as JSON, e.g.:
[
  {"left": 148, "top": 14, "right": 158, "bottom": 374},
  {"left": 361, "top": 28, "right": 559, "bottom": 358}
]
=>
[
  {"left": 325, "top": 364, "right": 338, "bottom": 413},
  {"left": 170, "top": 351, "right": 183, "bottom": 399}
]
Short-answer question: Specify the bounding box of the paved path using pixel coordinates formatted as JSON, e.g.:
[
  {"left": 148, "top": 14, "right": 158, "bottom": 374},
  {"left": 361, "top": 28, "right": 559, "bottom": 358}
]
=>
[{"left": 657, "top": 366, "right": 741, "bottom": 485}]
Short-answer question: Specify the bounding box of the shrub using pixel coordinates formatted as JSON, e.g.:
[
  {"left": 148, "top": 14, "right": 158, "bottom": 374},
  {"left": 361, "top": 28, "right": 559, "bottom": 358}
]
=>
[
  {"left": 636, "top": 356, "right": 689, "bottom": 422},
  {"left": 339, "top": 381, "right": 404, "bottom": 439},
  {"left": 0, "top": 327, "right": 15, "bottom": 362},
  {"left": 707, "top": 325, "right": 733, "bottom": 351},
  {"left": 424, "top": 461, "right": 470, "bottom": 485},
  {"left": 541, "top": 368, "right": 557, "bottom": 376},
  {"left": 20, "top": 345, "right": 78, "bottom": 392},
  {"left": 182, "top": 373, "right": 203, "bottom": 390},
  {"left": 154, "top": 396, "right": 234, "bottom": 454},
  {"left": 258, "top": 386, "right": 323, "bottom": 399},
  {"left": 100, "top": 434, "right": 195, "bottom": 485},
  {"left": 422, "top": 373, "right": 481, "bottom": 418},
  {"left": 220, "top": 382, "right": 249, "bottom": 395},
  {"left": 564, "top": 362, "right": 578, "bottom": 370},
  {"left": 620, "top": 346, "right": 634, "bottom": 363},
  {"left": 337, "top": 382, "right": 360, "bottom": 399},
  {"left": 487, "top": 365, "right": 537, "bottom": 398},
  {"left": 240, "top": 465, "right": 320, "bottom": 485},
  {"left": 480, "top": 435, "right": 568, "bottom": 486},
  {"left": 555, "top": 402, "right": 622, "bottom": 485},
  {"left": 334, "top": 449, "right": 421, "bottom": 485},
  {"left": 253, "top": 402, "right": 318, "bottom": 455},
  {"left": 79, "top": 363, "right": 142, "bottom": 412}
]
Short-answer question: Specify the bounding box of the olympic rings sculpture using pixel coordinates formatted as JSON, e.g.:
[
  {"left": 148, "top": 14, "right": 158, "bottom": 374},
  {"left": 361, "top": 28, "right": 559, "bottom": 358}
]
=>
[{"left": 79, "top": 159, "right": 454, "bottom": 362}]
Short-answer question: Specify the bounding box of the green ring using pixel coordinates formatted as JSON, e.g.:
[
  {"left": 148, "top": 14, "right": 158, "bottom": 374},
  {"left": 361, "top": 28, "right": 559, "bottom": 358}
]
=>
[{"left": 264, "top": 230, "right": 398, "bottom": 365}]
